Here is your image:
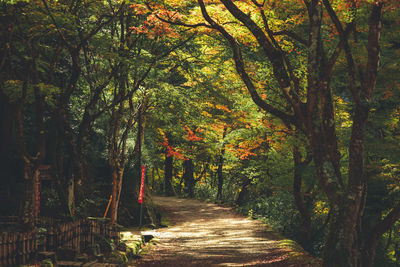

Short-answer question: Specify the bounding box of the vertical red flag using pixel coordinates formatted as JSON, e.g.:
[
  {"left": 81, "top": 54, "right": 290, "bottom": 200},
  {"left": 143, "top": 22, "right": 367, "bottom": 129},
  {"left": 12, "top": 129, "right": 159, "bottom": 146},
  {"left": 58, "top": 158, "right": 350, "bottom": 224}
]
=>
[{"left": 138, "top": 165, "right": 146, "bottom": 204}]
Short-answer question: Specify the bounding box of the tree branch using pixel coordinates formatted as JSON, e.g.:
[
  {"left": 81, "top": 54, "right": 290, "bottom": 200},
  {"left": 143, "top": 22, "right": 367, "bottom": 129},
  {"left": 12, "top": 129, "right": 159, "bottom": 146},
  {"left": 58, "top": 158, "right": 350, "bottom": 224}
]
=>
[
  {"left": 197, "top": 0, "right": 294, "bottom": 126},
  {"left": 41, "top": 0, "right": 73, "bottom": 51},
  {"left": 219, "top": 0, "right": 308, "bottom": 126},
  {"left": 81, "top": 2, "right": 125, "bottom": 47},
  {"left": 272, "top": 30, "right": 308, "bottom": 46},
  {"left": 145, "top": 2, "right": 212, "bottom": 29},
  {"left": 259, "top": 9, "right": 301, "bottom": 97},
  {"left": 363, "top": 2, "right": 382, "bottom": 100},
  {"left": 195, "top": 159, "right": 210, "bottom": 182},
  {"left": 219, "top": 0, "right": 290, "bottom": 87},
  {"left": 250, "top": 0, "right": 263, "bottom": 7},
  {"left": 323, "top": 0, "right": 360, "bottom": 104}
]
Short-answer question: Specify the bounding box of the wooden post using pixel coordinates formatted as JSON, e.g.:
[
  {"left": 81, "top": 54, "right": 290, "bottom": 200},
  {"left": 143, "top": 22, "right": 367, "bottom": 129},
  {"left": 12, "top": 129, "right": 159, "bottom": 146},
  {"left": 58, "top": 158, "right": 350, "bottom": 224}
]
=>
[
  {"left": 2, "top": 233, "right": 6, "bottom": 266},
  {"left": 11, "top": 233, "right": 16, "bottom": 266},
  {"left": 75, "top": 222, "right": 78, "bottom": 249},
  {"left": 78, "top": 221, "right": 81, "bottom": 252},
  {"left": 8, "top": 233, "right": 11, "bottom": 265},
  {"left": 12, "top": 233, "right": 16, "bottom": 266},
  {"left": 3, "top": 233, "right": 7, "bottom": 266},
  {"left": 12, "top": 233, "right": 17, "bottom": 266},
  {"left": 48, "top": 225, "right": 53, "bottom": 251},
  {"left": 26, "top": 233, "right": 30, "bottom": 264},
  {"left": 0, "top": 233, "right": 3, "bottom": 266},
  {"left": 67, "top": 224, "right": 70, "bottom": 248},
  {"left": 67, "top": 224, "right": 70, "bottom": 247},
  {"left": 3, "top": 233, "right": 6, "bottom": 266},
  {"left": 90, "top": 221, "right": 94, "bottom": 245},
  {"left": 22, "top": 233, "right": 26, "bottom": 264},
  {"left": 29, "top": 232, "right": 33, "bottom": 262},
  {"left": 15, "top": 233, "right": 20, "bottom": 266},
  {"left": 33, "top": 231, "right": 37, "bottom": 258},
  {"left": 74, "top": 222, "right": 77, "bottom": 250}
]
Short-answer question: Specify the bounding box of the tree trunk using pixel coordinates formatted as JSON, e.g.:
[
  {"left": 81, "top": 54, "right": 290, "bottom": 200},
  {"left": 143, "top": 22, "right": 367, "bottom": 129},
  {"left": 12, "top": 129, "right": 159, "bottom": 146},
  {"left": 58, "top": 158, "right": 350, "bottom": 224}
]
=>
[
  {"left": 0, "top": 96, "right": 15, "bottom": 201},
  {"left": 164, "top": 155, "right": 174, "bottom": 196},
  {"left": 110, "top": 169, "right": 118, "bottom": 224},
  {"left": 216, "top": 156, "right": 224, "bottom": 200},
  {"left": 15, "top": 103, "right": 35, "bottom": 228},
  {"left": 67, "top": 173, "right": 75, "bottom": 217},
  {"left": 47, "top": 112, "right": 69, "bottom": 216},
  {"left": 108, "top": 100, "right": 135, "bottom": 225},
  {"left": 217, "top": 127, "right": 227, "bottom": 200},
  {"left": 362, "top": 237, "right": 379, "bottom": 267},
  {"left": 361, "top": 202, "right": 400, "bottom": 267},
  {"left": 151, "top": 168, "right": 155, "bottom": 191},
  {"left": 183, "top": 159, "right": 195, "bottom": 198},
  {"left": 322, "top": 4, "right": 383, "bottom": 266},
  {"left": 293, "top": 146, "right": 311, "bottom": 243},
  {"left": 236, "top": 177, "right": 251, "bottom": 206},
  {"left": 21, "top": 165, "right": 35, "bottom": 229},
  {"left": 0, "top": 95, "right": 13, "bottom": 161},
  {"left": 133, "top": 97, "right": 149, "bottom": 156},
  {"left": 110, "top": 167, "right": 125, "bottom": 224},
  {"left": 323, "top": 107, "right": 370, "bottom": 267},
  {"left": 121, "top": 97, "right": 149, "bottom": 207},
  {"left": 305, "top": 98, "right": 356, "bottom": 266},
  {"left": 157, "top": 168, "right": 163, "bottom": 193}
]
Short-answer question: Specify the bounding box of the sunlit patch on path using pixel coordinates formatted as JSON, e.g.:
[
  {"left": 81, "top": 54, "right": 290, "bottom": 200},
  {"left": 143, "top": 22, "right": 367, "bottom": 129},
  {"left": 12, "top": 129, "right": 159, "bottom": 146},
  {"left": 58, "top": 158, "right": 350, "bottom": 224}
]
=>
[{"left": 134, "top": 196, "right": 320, "bottom": 266}]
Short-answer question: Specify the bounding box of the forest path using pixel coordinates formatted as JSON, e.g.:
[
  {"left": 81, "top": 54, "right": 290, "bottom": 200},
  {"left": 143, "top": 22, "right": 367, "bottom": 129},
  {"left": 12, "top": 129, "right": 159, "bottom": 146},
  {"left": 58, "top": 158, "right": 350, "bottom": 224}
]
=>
[{"left": 133, "top": 196, "right": 320, "bottom": 267}]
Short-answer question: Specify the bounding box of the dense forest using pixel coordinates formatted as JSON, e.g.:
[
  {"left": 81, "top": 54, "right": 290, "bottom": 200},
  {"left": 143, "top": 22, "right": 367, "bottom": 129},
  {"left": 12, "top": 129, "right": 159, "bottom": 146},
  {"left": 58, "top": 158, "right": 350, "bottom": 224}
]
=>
[{"left": 0, "top": 0, "right": 399, "bottom": 266}]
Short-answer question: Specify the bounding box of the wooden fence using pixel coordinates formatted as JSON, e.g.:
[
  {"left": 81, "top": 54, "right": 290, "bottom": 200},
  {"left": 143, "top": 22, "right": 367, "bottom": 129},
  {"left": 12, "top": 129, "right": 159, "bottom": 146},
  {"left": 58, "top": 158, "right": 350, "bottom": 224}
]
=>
[{"left": 0, "top": 218, "right": 119, "bottom": 266}]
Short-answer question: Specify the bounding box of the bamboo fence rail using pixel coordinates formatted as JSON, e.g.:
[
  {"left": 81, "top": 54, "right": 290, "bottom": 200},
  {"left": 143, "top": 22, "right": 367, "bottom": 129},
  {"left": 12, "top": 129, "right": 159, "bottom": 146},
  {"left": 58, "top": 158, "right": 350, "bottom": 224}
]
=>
[{"left": 0, "top": 218, "right": 119, "bottom": 266}]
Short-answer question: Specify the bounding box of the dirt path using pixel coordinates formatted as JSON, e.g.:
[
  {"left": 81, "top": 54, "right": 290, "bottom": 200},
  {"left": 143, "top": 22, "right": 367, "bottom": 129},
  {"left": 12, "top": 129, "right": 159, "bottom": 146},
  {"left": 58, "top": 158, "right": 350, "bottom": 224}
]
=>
[{"left": 134, "top": 196, "right": 320, "bottom": 267}]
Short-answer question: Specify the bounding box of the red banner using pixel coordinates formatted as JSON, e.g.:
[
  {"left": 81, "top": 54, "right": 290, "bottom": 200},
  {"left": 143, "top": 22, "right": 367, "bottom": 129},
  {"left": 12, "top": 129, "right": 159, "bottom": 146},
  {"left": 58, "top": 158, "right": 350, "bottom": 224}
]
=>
[{"left": 138, "top": 165, "right": 146, "bottom": 204}]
